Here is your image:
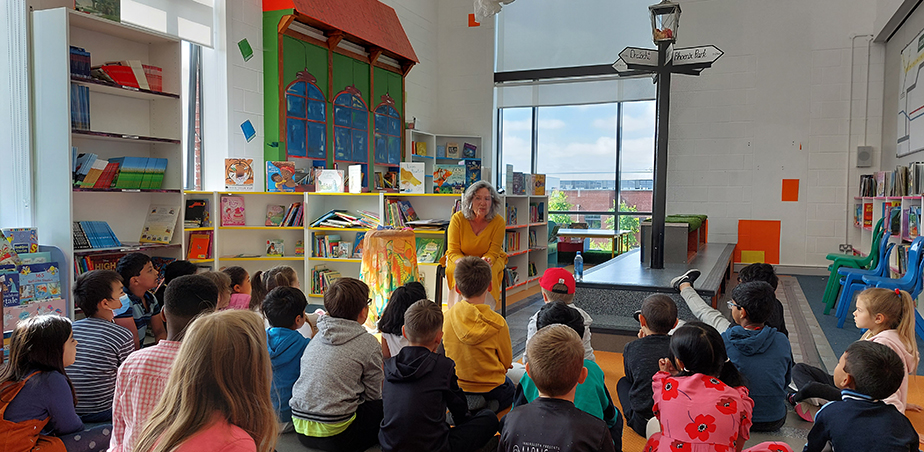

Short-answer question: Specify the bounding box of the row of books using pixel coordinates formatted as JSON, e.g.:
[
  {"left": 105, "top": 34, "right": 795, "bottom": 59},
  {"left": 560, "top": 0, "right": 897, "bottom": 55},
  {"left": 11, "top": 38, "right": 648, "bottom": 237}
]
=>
[
  {"left": 74, "top": 253, "right": 122, "bottom": 275},
  {"left": 71, "top": 84, "right": 90, "bottom": 130},
  {"left": 410, "top": 141, "right": 478, "bottom": 159},
  {"left": 313, "top": 232, "right": 364, "bottom": 259},
  {"left": 504, "top": 266, "right": 519, "bottom": 286},
  {"left": 73, "top": 153, "right": 168, "bottom": 190},
  {"left": 863, "top": 164, "right": 924, "bottom": 197},
  {"left": 265, "top": 202, "right": 305, "bottom": 227},
  {"left": 528, "top": 230, "right": 538, "bottom": 248},
  {"left": 311, "top": 265, "right": 341, "bottom": 295},
  {"left": 527, "top": 262, "right": 538, "bottom": 278},
  {"left": 70, "top": 46, "right": 92, "bottom": 79},
  {"left": 528, "top": 202, "right": 546, "bottom": 223},
  {"left": 384, "top": 199, "right": 420, "bottom": 228},
  {"left": 310, "top": 210, "right": 379, "bottom": 229},
  {"left": 73, "top": 221, "right": 121, "bottom": 250},
  {"left": 505, "top": 165, "right": 547, "bottom": 196},
  {"left": 504, "top": 231, "right": 521, "bottom": 253},
  {"left": 506, "top": 206, "right": 518, "bottom": 225}
]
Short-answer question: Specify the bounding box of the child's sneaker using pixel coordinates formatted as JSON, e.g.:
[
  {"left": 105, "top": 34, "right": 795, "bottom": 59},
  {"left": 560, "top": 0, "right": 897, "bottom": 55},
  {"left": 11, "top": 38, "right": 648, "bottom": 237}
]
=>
[
  {"left": 795, "top": 402, "right": 818, "bottom": 422},
  {"left": 670, "top": 269, "right": 701, "bottom": 291}
]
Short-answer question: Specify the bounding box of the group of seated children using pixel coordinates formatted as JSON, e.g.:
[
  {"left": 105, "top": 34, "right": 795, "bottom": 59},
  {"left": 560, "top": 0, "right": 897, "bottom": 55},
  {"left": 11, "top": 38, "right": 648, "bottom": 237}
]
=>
[{"left": 3, "top": 248, "right": 923, "bottom": 452}]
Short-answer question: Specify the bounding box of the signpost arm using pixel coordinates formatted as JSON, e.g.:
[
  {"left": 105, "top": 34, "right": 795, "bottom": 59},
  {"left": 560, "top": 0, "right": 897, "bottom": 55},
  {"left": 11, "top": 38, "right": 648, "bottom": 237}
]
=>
[{"left": 650, "top": 40, "right": 671, "bottom": 269}]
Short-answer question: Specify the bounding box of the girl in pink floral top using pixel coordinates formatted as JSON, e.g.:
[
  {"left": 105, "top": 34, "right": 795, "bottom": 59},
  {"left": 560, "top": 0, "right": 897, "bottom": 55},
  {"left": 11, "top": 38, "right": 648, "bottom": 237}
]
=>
[{"left": 645, "top": 322, "right": 793, "bottom": 452}]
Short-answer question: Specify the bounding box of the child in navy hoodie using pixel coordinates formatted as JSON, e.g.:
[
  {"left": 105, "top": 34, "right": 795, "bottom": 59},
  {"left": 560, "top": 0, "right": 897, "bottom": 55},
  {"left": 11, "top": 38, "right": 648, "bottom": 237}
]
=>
[
  {"left": 264, "top": 286, "right": 311, "bottom": 425},
  {"left": 379, "top": 300, "right": 498, "bottom": 452}
]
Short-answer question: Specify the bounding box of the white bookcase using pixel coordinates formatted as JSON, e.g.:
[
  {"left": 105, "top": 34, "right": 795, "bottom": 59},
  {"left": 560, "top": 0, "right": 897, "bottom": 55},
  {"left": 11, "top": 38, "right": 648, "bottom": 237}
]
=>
[
  {"left": 32, "top": 8, "right": 184, "bottom": 317},
  {"left": 406, "top": 130, "right": 484, "bottom": 194},
  {"left": 503, "top": 194, "right": 549, "bottom": 296}
]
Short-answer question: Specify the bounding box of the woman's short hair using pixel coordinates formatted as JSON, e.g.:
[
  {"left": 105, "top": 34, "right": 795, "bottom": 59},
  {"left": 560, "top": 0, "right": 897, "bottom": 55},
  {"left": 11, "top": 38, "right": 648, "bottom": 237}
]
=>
[{"left": 461, "top": 180, "right": 502, "bottom": 221}]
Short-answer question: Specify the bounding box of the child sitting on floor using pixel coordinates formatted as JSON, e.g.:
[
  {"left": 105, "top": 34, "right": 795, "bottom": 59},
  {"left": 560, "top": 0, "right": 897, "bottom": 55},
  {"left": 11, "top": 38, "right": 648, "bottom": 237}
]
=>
[
  {"left": 113, "top": 253, "right": 166, "bottom": 349},
  {"left": 379, "top": 300, "right": 499, "bottom": 452},
  {"left": 222, "top": 266, "right": 252, "bottom": 310},
  {"left": 377, "top": 281, "right": 428, "bottom": 359},
  {"left": 443, "top": 256, "right": 514, "bottom": 413},
  {"left": 522, "top": 267, "right": 594, "bottom": 363},
  {"left": 645, "top": 321, "right": 793, "bottom": 452},
  {"left": 617, "top": 294, "right": 676, "bottom": 437},
  {"left": 514, "top": 301, "right": 622, "bottom": 451},
  {"left": 803, "top": 341, "right": 918, "bottom": 452},
  {"left": 290, "top": 278, "right": 384, "bottom": 452},
  {"left": 201, "top": 271, "right": 232, "bottom": 310},
  {"left": 499, "top": 324, "right": 615, "bottom": 452},
  {"left": 736, "top": 263, "right": 788, "bottom": 336},
  {"left": 263, "top": 286, "right": 311, "bottom": 426}
]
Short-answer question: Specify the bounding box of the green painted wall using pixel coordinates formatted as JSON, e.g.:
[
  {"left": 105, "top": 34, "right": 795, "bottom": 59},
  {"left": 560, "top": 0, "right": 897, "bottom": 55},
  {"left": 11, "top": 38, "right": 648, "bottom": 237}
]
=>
[
  {"left": 262, "top": 10, "right": 290, "bottom": 163},
  {"left": 331, "top": 52, "right": 370, "bottom": 106},
  {"left": 372, "top": 67, "right": 403, "bottom": 115}
]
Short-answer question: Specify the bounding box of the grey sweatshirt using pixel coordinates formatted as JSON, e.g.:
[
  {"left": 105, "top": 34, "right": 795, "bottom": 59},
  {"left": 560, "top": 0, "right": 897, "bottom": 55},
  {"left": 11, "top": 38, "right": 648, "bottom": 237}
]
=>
[{"left": 290, "top": 315, "right": 384, "bottom": 424}]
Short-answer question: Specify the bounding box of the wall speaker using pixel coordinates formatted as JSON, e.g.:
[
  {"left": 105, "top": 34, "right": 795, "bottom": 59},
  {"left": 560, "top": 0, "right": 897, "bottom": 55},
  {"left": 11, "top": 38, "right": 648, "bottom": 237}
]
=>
[{"left": 856, "top": 146, "right": 873, "bottom": 168}]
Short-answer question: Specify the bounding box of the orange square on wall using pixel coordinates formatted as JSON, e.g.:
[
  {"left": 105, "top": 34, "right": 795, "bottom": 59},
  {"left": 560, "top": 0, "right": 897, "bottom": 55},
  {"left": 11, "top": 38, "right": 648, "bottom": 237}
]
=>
[
  {"left": 782, "top": 179, "right": 799, "bottom": 202},
  {"left": 734, "top": 220, "right": 781, "bottom": 264},
  {"left": 468, "top": 14, "right": 480, "bottom": 27}
]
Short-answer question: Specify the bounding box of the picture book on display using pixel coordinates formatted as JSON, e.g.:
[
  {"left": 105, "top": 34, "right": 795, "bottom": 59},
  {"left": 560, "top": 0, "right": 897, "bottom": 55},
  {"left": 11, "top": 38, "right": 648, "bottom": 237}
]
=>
[
  {"left": 433, "top": 164, "right": 465, "bottom": 194},
  {"left": 464, "top": 160, "right": 481, "bottom": 188},
  {"left": 446, "top": 142, "right": 460, "bottom": 159},
  {"left": 187, "top": 232, "right": 212, "bottom": 260},
  {"left": 266, "top": 239, "right": 284, "bottom": 257},
  {"left": 267, "top": 161, "right": 312, "bottom": 192},
  {"left": 225, "top": 158, "right": 255, "bottom": 191},
  {"left": 265, "top": 205, "right": 286, "bottom": 226},
  {"left": 316, "top": 169, "right": 345, "bottom": 193},
  {"left": 462, "top": 142, "right": 477, "bottom": 158},
  {"left": 18, "top": 262, "right": 63, "bottom": 304},
  {"left": 184, "top": 199, "right": 210, "bottom": 228},
  {"left": 221, "top": 196, "right": 246, "bottom": 226},
  {"left": 140, "top": 205, "right": 179, "bottom": 244},
  {"left": 533, "top": 174, "right": 546, "bottom": 195},
  {"left": 3, "top": 228, "right": 38, "bottom": 254},
  {"left": 416, "top": 237, "right": 444, "bottom": 264},
  {"left": 400, "top": 162, "right": 425, "bottom": 193},
  {"left": 348, "top": 165, "right": 363, "bottom": 193}
]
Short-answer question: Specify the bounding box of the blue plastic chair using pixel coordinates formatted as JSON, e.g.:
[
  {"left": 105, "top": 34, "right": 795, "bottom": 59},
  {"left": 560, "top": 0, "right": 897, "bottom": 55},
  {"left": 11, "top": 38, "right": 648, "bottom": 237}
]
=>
[
  {"left": 860, "top": 235, "right": 924, "bottom": 307},
  {"left": 833, "top": 235, "right": 895, "bottom": 328}
]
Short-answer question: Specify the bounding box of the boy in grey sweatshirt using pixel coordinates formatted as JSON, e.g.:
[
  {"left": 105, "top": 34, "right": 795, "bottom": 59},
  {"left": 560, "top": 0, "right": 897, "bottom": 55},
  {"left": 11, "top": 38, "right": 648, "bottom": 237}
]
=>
[{"left": 290, "top": 278, "right": 384, "bottom": 452}]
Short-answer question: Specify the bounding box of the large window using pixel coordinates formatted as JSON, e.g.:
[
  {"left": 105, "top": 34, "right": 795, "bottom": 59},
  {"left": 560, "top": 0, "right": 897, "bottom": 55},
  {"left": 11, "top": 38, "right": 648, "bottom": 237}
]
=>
[{"left": 499, "top": 100, "right": 655, "bottom": 251}]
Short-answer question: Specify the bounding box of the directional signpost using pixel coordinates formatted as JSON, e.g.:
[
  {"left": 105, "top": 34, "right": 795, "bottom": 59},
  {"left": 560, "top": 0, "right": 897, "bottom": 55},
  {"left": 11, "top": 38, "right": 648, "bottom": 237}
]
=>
[{"left": 612, "top": 35, "right": 722, "bottom": 269}]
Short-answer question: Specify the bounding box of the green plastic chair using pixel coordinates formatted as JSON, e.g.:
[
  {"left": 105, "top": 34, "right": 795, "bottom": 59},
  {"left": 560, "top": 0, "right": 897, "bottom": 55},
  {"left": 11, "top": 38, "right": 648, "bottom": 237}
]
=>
[{"left": 821, "top": 217, "right": 885, "bottom": 314}]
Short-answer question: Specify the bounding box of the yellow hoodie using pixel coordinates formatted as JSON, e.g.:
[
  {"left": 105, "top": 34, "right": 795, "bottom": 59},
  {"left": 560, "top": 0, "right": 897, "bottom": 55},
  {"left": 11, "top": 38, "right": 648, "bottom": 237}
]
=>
[{"left": 443, "top": 300, "right": 513, "bottom": 393}]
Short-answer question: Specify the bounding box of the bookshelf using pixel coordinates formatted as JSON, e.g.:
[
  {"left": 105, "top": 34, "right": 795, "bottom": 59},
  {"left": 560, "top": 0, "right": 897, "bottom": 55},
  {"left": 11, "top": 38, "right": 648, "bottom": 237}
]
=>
[
  {"left": 32, "top": 8, "right": 184, "bottom": 317},
  {"left": 503, "top": 194, "right": 549, "bottom": 296},
  {"left": 406, "top": 130, "right": 484, "bottom": 194}
]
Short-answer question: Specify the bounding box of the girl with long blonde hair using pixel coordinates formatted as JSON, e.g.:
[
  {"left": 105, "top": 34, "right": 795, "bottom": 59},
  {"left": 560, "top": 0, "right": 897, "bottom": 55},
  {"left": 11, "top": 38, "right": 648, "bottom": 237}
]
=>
[{"left": 132, "top": 310, "right": 278, "bottom": 452}]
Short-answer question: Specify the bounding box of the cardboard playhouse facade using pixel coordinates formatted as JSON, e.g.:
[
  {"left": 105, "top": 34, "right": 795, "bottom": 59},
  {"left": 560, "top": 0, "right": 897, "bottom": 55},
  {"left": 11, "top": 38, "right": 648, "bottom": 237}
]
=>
[{"left": 263, "top": 0, "right": 418, "bottom": 191}]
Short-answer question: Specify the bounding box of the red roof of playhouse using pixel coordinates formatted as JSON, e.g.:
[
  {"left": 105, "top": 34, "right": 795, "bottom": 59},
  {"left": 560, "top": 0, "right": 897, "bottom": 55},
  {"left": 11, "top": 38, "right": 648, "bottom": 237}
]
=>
[{"left": 267, "top": 0, "right": 418, "bottom": 64}]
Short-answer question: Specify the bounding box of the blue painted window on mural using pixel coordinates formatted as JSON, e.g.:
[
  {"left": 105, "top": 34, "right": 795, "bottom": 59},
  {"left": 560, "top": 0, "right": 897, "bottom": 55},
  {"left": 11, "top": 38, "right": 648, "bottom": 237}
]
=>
[
  {"left": 285, "top": 79, "right": 326, "bottom": 159},
  {"left": 374, "top": 104, "right": 401, "bottom": 165},
  {"left": 333, "top": 91, "right": 369, "bottom": 163}
]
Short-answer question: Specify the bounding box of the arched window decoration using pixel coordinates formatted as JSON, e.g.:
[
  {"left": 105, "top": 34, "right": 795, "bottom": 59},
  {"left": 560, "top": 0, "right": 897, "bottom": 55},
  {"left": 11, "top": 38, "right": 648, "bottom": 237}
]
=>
[
  {"left": 285, "top": 71, "right": 326, "bottom": 159},
  {"left": 373, "top": 94, "right": 401, "bottom": 165},
  {"left": 333, "top": 86, "right": 368, "bottom": 163}
]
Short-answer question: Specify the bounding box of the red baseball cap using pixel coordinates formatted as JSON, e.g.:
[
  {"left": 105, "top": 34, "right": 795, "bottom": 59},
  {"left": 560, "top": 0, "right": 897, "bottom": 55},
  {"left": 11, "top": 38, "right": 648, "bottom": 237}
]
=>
[{"left": 540, "top": 267, "right": 576, "bottom": 294}]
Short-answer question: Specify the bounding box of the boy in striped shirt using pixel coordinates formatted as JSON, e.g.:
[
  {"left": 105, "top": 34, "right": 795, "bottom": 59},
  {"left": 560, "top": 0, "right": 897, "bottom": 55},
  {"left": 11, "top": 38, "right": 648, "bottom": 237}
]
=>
[{"left": 66, "top": 269, "right": 134, "bottom": 423}]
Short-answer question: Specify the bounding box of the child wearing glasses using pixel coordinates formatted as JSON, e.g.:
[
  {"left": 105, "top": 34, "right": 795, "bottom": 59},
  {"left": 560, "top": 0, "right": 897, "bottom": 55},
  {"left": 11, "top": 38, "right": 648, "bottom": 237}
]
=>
[{"left": 290, "top": 277, "right": 384, "bottom": 452}]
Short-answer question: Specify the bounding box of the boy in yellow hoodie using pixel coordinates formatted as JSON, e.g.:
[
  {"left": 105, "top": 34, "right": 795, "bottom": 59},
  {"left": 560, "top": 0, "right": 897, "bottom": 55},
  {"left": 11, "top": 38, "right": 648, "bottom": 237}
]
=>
[{"left": 443, "top": 256, "right": 514, "bottom": 413}]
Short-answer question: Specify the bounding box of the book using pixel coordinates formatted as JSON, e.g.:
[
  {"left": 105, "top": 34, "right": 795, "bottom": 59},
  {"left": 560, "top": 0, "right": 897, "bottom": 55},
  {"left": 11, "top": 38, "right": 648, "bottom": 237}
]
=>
[
  {"left": 1, "top": 268, "right": 20, "bottom": 307},
  {"left": 266, "top": 239, "right": 284, "bottom": 257},
  {"left": 397, "top": 200, "right": 420, "bottom": 222},
  {"left": 512, "top": 172, "right": 526, "bottom": 195},
  {"left": 400, "top": 162, "right": 425, "bottom": 193},
  {"left": 265, "top": 205, "right": 286, "bottom": 226},
  {"left": 18, "top": 252, "right": 51, "bottom": 265},
  {"left": 184, "top": 199, "right": 209, "bottom": 228},
  {"left": 140, "top": 205, "right": 179, "bottom": 244},
  {"left": 349, "top": 165, "right": 363, "bottom": 193},
  {"left": 415, "top": 141, "right": 427, "bottom": 156},
  {"left": 317, "top": 169, "right": 345, "bottom": 193},
  {"left": 295, "top": 240, "right": 305, "bottom": 256},
  {"left": 462, "top": 142, "right": 477, "bottom": 158},
  {"left": 533, "top": 174, "right": 546, "bottom": 195},
  {"left": 267, "top": 161, "right": 311, "bottom": 192},
  {"left": 433, "top": 164, "right": 465, "bottom": 193},
  {"left": 464, "top": 160, "right": 481, "bottom": 188},
  {"left": 338, "top": 242, "right": 353, "bottom": 259},
  {"left": 75, "top": 0, "right": 120, "bottom": 22},
  {"left": 187, "top": 232, "right": 211, "bottom": 260},
  {"left": 225, "top": 158, "right": 255, "bottom": 191},
  {"left": 416, "top": 237, "right": 444, "bottom": 263},
  {"left": 19, "top": 262, "right": 63, "bottom": 304},
  {"left": 3, "top": 228, "right": 38, "bottom": 254},
  {"left": 353, "top": 232, "right": 366, "bottom": 258},
  {"left": 436, "top": 145, "right": 446, "bottom": 158},
  {"left": 374, "top": 172, "right": 385, "bottom": 190},
  {"left": 0, "top": 232, "right": 19, "bottom": 266},
  {"left": 446, "top": 142, "right": 460, "bottom": 159},
  {"left": 220, "top": 196, "right": 246, "bottom": 226},
  {"left": 505, "top": 164, "right": 514, "bottom": 193}
]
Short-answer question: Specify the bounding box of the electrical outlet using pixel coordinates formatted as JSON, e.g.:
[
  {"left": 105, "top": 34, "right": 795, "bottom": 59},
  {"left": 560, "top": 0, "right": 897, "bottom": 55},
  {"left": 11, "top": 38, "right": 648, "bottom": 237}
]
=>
[{"left": 838, "top": 244, "right": 854, "bottom": 253}]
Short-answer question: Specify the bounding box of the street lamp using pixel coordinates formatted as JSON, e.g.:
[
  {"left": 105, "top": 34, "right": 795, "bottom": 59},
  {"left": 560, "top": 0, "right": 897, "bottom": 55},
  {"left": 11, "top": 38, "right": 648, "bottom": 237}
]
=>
[{"left": 649, "top": 0, "right": 681, "bottom": 43}]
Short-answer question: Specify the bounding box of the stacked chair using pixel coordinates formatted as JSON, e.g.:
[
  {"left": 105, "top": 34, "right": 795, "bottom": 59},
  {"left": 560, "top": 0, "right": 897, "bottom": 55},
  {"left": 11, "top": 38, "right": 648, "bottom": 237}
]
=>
[
  {"left": 821, "top": 218, "right": 885, "bottom": 315},
  {"left": 830, "top": 234, "right": 896, "bottom": 328}
]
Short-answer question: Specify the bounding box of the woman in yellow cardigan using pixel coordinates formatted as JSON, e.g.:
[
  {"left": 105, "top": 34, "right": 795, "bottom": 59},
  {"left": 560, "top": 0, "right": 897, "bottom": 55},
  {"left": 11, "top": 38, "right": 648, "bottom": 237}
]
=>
[{"left": 446, "top": 181, "right": 507, "bottom": 308}]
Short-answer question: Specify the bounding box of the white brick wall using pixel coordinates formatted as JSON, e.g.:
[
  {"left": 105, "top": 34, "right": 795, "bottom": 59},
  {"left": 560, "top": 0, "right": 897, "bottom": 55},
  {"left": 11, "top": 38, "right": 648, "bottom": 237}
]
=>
[{"left": 665, "top": 0, "right": 879, "bottom": 267}]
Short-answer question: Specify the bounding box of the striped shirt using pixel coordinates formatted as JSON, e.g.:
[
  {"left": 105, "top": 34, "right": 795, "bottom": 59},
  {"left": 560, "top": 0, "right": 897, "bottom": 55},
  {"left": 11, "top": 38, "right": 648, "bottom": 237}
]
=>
[
  {"left": 109, "top": 340, "right": 181, "bottom": 452},
  {"left": 66, "top": 317, "right": 134, "bottom": 414}
]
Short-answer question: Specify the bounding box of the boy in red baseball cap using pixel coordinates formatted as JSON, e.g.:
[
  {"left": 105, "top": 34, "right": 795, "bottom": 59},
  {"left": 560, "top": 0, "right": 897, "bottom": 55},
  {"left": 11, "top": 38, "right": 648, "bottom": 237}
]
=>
[{"left": 522, "top": 267, "right": 595, "bottom": 364}]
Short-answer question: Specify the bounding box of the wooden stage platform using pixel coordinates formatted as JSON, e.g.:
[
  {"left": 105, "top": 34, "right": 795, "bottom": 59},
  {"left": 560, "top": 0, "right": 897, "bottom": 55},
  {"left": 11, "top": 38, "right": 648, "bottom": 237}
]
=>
[{"left": 574, "top": 243, "right": 736, "bottom": 334}]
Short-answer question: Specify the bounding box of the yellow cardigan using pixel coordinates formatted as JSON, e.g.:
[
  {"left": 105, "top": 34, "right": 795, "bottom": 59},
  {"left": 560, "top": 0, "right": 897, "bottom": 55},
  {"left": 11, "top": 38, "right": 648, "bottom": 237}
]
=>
[{"left": 445, "top": 211, "right": 508, "bottom": 302}]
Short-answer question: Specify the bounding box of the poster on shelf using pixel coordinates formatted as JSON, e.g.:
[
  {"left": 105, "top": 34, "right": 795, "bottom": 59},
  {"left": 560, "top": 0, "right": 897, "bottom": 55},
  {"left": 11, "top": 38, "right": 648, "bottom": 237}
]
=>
[{"left": 225, "top": 158, "right": 255, "bottom": 191}]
